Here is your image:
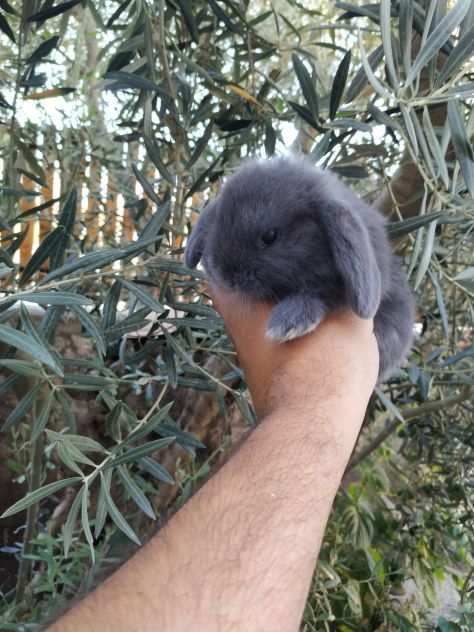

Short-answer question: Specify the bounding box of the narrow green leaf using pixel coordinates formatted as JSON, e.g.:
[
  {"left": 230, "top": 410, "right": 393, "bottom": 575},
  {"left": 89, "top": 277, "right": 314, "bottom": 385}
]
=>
[
  {"left": 55, "top": 389, "right": 76, "bottom": 432},
  {"left": 0, "top": 0, "right": 17, "bottom": 15},
  {"left": 176, "top": 0, "right": 199, "bottom": 42},
  {"left": 186, "top": 121, "right": 214, "bottom": 169},
  {"left": 70, "top": 305, "right": 106, "bottom": 357},
  {"left": 400, "top": 105, "right": 419, "bottom": 156},
  {"left": 0, "top": 477, "right": 81, "bottom": 518},
  {"left": 326, "top": 119, "right": 371, "bottom": 132},
  {"left": 20, "top": 304, "right": 63, "bottom": 372},
  {"left": 414, "top": 218, "right": 437, "bottom": 289},
  {"left": 0, "top": 374, "right": 20, "bottom": 397},
  {"left": 422, "top": 108, "right": 450, "bottom": 188},
  {"left": 56, "top": 442, "right": 85, "bottom": 475},
  {"left": 2, "top": 383, "right": 41, "bottom": 432},
  {"left": 63, "top": 487, "right": 84, "bottom": 557},
  {"left": 105, "top": 71, "right": 164, "bottom": 93},
  {"left": 0, "top": 11, "right": 15, "bottom": 42},
  {"left": 410, "top": 109, "right": 436, "bottom": 179},
  {"left": 9, "top": 291, "right": 94, "bottom": 307},
  {"left": 12, "top": 197, "right": 61, "bottom": 224},
  {"left": 108, "top": 437, "right": 176, "bottom": 468},
  {"left": 104, "top": 307, "right": 151, "bottom": 341},
  {"left": 143, "top": 135, "right": 174, "bottom": 184},
  {"left": 448, "top": 100, "right": 474, "bottom": 196},
  {"left": 428, "top": 271, "right": 449, "bottom": 339},
  {"left": 118, "top": 466, "right": 155, "bottom": 519},
  {"left": 102, "top": 279, "right": 121, "bottom": 330},
  {"left": 132, "top": 164, "right": 161, "bottom": 206},
  {"left": 103, "top": 480, "right": 141, "bottom": 545},
  {"left": 380, "top": 0, "right": 398, "bottom": 88},
  {"left": 19, "top": 227, "right": 65, "bottom": 285},
  {"left": 106, "top": 0, "right": 133, "bottom": 27},
  {"left": 81, "top": 485, "right": 95, "bottom": 563},
  {"left": 405, "top": 0, "right": 471, "bottom": 85},
  {"left": 157, "top": 421, "right": 206, "bottom": 450},
  {"left": 438, "top": 24, "right": 474, "bottom": 84},
  {"left": 48, "top": 432, "right": 98, "bottom": 467},
  {"left": 332, "top": 165, "right": 369, "bottom": 179},
  {"left": 292, "top": 53, "right": 319, "bottom": 120},
  {"left": 66, "top": 434, "right": 106, "bottom": 453},
  {"left": 0, "top": 359, "right": 43, "bottom": 378},
  {"left": 31, "top": 390, "right": 54, "bottom": 441},
  {"left": 94, "top": 470, "right": 111, "bottom": 538},
  {"left": 18, "top": 167, "right": 47, "bottom": 188},
  {"left": 51, "top": 188, "right": 77, "bottom": 270},
  {"left": 207, "top": 0, "right": 240, "bottom": 32},
  {"left": 386, "top": 211, "right": 443, "bottom": 239},
  {"left": 345, "top": 44, "right": 384, "bottom": 103},
  {"left": 164, "top": 344, "right": 177, "bottom": 388},
  {"left": 264, "top": 121, "right": 276, "bottom": 157},
  {"left": 368, "top": 104, "right": 401, "bottom": 131},
  {"left": 329, "top": 51, "right": 351, "bottom": 119},
  {"left": 39, "top": 249, "right": 125, "bottom": 284},
  {"left": 288, "top": 101, "right": 319, "bottom": 129},
  {"left": 399, "top": 0, "right": 414, "bottom": 77},
  {"left": 0, "top": 325, "right": 63, "bottom": 375},
  {"left": 138, "top": 200, "right": 170, "bottom": 242},
  {"left": 311, "top": 131, "right": 332, "bottom": 162},
  {"left": 358, "top": 31, "right": 391, "bottom": 99},
  {"left": 27, "top": 0, "right": 83, "bottom": 22},
  {"left": 26, "top": 35, "right": 60, "bottom": 64},
  {"left": 121, "top": 278, "right": 164, "bottom": 313},
  {"left": 143, "top": 12, "right": 155, "bottom": 82},
  {"left": 122, "top": 402, "right": 175, "bottom": 445},
  {"left": 454, "top": 267, "right": 474, "bottom": 282},
  {"left": 63, "top": 374, "right": 114, "bottom": 389},
  {"left": 15, "top": 136, "right": 47, "bottom": 183},
  {"left": 139, "top": 456, "right": 175, "bottom": 485},
  {"left": 185, "top": 155, "right": 222, "bottom": 199},
  {"left": 375, "top": 387, "right": 404, "bottom": 422}
]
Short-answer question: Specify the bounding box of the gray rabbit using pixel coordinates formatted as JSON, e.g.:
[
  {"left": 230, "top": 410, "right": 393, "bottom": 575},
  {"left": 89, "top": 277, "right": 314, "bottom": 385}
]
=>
[{"left": 185, "top": 156, "right": 415, "bottom": 382}]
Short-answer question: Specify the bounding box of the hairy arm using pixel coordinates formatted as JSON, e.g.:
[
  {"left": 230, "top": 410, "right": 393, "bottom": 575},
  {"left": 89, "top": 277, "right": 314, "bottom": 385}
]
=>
[{"left": 48, "top": 290, "right": 378, "bottom": 632}]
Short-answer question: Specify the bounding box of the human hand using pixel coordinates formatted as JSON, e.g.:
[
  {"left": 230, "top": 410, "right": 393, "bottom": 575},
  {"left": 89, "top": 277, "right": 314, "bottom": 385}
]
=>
[{"left": 210, "top": 284, "right": 379, "bottom": 419}]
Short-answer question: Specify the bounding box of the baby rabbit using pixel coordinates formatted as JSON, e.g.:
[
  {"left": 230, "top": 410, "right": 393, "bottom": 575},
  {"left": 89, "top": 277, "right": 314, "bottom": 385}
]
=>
[{"left": 185, "top": 156, "right": 415, "bottom": 381}]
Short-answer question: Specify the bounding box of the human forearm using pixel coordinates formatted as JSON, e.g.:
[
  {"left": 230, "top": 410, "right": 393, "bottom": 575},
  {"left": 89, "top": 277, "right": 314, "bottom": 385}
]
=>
[
  {"left": 49, "top": 376, "right": 368, "bottom": 632},
  {"left": 48, "top": 296, "right": 378, "bottom": 632}
]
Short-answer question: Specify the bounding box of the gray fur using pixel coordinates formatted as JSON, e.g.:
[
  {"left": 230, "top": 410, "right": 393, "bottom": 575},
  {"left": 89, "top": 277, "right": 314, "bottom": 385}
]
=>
[{"left": 185, "top": 156, "right": 415, "bottom": 382}]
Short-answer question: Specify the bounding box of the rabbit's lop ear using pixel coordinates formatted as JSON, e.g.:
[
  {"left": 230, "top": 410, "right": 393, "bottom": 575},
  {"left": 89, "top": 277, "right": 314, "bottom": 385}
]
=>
[
  {"left": 184, "top": 202, "right": 216, "bottom": 269},
  {"left": 322, "top": 202, "right": 382, "bottom": 319}
]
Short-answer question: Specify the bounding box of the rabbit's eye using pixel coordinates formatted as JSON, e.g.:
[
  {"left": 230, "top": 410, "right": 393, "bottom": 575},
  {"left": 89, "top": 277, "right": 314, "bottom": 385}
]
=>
[{"left": 261, "top": 228, "right": 278, "bottom": 246}]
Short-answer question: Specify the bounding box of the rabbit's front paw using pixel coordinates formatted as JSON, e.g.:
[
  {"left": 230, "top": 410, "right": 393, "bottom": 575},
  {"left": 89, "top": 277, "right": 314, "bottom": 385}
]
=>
[{"left": 266, "top": 295, "right": 326, "bottom": 342}]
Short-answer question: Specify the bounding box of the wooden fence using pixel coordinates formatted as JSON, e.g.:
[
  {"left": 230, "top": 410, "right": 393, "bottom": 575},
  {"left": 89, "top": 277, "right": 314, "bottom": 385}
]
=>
[{"left": 1, "top": 136, "right": 162, "bottom": 269}]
